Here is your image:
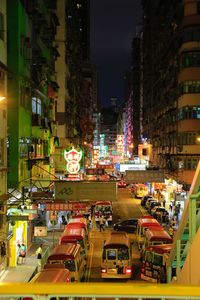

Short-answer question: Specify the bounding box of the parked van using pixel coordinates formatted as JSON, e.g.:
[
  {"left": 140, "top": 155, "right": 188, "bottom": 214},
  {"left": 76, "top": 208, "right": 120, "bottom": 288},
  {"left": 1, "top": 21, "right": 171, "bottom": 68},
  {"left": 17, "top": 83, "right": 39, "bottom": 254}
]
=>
[{"left": 46, "top": 243, "right": 86, "bottom": 282}]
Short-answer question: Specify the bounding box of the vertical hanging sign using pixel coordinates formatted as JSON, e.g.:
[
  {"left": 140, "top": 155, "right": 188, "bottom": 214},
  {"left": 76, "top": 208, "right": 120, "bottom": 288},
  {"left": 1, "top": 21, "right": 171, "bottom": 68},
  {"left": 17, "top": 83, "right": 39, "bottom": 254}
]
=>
[{"left": 64, "top": 147, "right": 83, "bottom": 174}]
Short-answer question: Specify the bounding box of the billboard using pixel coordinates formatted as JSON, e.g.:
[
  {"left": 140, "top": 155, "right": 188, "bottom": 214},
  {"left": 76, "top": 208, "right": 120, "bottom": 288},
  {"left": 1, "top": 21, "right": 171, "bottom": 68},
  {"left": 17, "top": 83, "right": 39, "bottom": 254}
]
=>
[
  {"left": 55, "top": 181, "right": 117, "bottom": 201},
  {"left": 125, "top": 170, "right": 164, "bottom": 183}
]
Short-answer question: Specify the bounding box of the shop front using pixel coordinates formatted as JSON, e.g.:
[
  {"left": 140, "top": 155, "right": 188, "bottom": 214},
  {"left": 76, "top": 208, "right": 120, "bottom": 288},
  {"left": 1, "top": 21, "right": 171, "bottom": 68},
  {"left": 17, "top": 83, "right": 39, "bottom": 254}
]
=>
[{"left": 8, "top": 218, "right": 28, "bottom": 267}]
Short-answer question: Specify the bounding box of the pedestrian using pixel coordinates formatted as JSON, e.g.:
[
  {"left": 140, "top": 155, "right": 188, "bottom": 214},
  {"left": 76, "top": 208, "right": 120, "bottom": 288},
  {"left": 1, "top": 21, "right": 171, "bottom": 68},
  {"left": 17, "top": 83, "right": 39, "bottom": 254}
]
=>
[
  {"left": 174, "top": 205, "right": 180, "bottom": 224},
  {"left": 20, "top": 243, "right": 27, "bottom": 264},
  {"left": 163, "top": 198, "right": 166, "bottom": 208},
  {"left": 61, "top": 215, "right": 67, "bottom": 225},
  {"left": 99, "top": 215, "right": 105, "bottom": 232},
  {"left": 88, "top": 219, "right": 92, "bottom": 230},
  {"left": 169, "top": 202, "right": 173, "bottom": 212},
  {"left": 104, "top": 218, "right": 108, "bottom": 228},
  {"left": 161, "top": 211, "right": 167, "bottom": 224},
  {"left": 36, "top": 244, "right": 43, "bottom": 271},
  {"left": 170, "top": 217, "right": 176, "bottom": 229},
  {"left": 17, "top": 243, "right": 21, "bottom": 265},
  {"left": 169, "top": 226, "right": 174, "bottom": 238},
  {"left": 158, "top": 266, "right": 167, "bottom": 283}
]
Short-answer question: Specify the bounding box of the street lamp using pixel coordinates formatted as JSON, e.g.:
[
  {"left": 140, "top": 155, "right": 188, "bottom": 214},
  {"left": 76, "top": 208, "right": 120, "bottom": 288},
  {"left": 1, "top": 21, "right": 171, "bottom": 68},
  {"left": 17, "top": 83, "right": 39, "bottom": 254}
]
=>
[{"left": 0, "top": 96, "right": 6, "bottom": 101}]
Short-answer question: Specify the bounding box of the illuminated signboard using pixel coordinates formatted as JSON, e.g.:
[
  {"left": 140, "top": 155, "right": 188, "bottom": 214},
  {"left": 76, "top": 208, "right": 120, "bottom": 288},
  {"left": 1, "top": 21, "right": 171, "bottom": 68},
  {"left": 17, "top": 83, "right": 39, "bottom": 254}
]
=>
[
  {"left": 34, "top": 226, "right": 47, "bottom": 237},
  {"left": 117, "top": 135, "right": 124, "bottom": 153},
  {"left": 64, "top": 147, "right": 83, "bottom": 174},
  {"left": 86, "top": 168, "right": 105, "bottom": 175}
]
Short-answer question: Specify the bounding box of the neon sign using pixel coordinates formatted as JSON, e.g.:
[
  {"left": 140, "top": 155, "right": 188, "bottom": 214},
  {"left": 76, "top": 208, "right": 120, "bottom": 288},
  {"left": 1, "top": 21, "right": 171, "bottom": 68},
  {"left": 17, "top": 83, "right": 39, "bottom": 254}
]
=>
[{"left": 64, "top": 147, "right": 83, "bottom": 174}]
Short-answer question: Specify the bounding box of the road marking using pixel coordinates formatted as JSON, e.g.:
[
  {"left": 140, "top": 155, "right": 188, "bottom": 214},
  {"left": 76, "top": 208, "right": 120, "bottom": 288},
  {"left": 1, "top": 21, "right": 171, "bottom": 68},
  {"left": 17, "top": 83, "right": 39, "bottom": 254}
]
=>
[
  {"left": 85, "top": 241, "right": 94, "bottom": 281},
  {"left": 0, "top": 270, "right": 8, "bottom": 281}
]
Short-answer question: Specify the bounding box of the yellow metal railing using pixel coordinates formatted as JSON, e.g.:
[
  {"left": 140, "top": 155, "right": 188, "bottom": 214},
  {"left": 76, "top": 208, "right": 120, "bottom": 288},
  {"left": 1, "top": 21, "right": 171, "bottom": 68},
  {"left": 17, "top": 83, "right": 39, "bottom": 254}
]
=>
[{"left": 0, "top": 283, "right": 200, "bottom": 299}]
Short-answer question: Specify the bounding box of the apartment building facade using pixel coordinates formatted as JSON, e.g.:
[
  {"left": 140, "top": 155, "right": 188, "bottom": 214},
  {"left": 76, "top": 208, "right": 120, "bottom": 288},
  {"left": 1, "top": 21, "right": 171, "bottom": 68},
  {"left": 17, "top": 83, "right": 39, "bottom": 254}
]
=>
[{"left": 142, "top": 0, "right": 200, "bottom": 186}]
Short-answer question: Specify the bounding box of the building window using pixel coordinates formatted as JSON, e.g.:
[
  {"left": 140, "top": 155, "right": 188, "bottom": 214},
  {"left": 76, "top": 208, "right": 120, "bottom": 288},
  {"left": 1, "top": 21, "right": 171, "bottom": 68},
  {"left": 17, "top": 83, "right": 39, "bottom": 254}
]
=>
[
  {"left": 178, "top": 106, "right": 200, "bottom": 120},
  {"left": 182, "top": 27, "right": 200, "bottom": 42},
  {"left": 178, "top": 132, "right": 200, "bottom": 145},
  {"left": 180, "top": 81, "right": 200, "bottom": 94},
  {"left": 19, "top": 142, "right": 28, "bottom": 159},
  {"left": 181, "top": 52, "right": 200, "bottom": 68},
  {"left": 0, "top": 12, "right": 4, "bottom": 41},
  {"left": 32, "top": 97, "right": 42, "bottom": 116}
]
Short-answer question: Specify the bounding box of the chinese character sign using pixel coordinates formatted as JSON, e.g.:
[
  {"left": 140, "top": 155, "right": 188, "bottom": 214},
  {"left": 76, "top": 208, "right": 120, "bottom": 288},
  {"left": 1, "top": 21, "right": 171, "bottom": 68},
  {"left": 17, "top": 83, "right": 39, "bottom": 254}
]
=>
[
  {"left": 64, "top": 147, "right": 83, "bottom": 174},
  {"left": 117, "top": 135, "right": 124, "bottom": 153}
]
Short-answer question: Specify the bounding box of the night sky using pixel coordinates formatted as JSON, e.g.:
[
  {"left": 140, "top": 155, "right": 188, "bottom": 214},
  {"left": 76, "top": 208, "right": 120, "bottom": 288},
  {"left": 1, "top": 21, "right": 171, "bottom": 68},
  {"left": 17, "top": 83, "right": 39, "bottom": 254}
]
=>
[{"left": 90, "top": 0, "right": 142, "bottom": 108}]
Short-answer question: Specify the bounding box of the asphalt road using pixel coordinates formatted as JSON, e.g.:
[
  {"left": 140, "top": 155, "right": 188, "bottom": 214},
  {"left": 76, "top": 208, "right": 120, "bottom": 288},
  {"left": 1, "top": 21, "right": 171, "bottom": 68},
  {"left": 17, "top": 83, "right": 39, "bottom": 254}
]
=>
[{"left": 87, "top": 187, "right": 145, "bottom": 282}]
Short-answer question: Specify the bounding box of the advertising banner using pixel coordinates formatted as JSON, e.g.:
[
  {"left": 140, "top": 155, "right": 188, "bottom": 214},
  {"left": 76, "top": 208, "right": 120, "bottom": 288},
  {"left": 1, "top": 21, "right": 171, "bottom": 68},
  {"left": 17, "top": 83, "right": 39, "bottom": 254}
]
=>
[
  {"left": 55, "top": 181, "right": 117, "bottom": 201},
  {"left": 34, "top": 226, "right": 47, "bottom": 237},
  {"left": 125, "top": 170, "right": 165, "bottom": 183}
]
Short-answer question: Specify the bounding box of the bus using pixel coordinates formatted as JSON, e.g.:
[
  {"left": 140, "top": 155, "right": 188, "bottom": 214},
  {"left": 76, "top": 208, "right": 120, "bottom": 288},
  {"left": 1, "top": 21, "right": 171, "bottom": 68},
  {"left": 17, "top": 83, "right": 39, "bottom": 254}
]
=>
[
  {"left": 46, "top": 243, "right": 86, "bottom": 282},
  {"left": 59, "top": 226, "right": 88, "bottom": 258},
  {"left": 94, "top": 201, "right": 113, "bottom": 223},
  {"left": 101, "top": 231, "right": 133, "bottom": 279},
  {"left": 29, "top": 267, "right": 71, "bottom": 283},
  {"left": 136, "top": 217, "right": 162, "bottom": 250},
  {"left": 141, "top": 244, "right": 173, "bottom": 283}
]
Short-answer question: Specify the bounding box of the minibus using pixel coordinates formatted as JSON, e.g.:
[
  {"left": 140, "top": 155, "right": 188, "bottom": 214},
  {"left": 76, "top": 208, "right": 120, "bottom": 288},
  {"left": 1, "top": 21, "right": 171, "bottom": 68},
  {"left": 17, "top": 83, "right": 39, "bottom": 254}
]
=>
[
  {"left": 59, "top": 226, "right": 88, "bottom": 257},
  {"left": 141, "top": 244, "right": 173, "bottom": 283},
  {"left": 101, "top": 231, "right": 133, "bottom": 279},
  {"left": 29, "top": 267, "right": 71, "bottom": 283},
  {"left": 136, "top": 217, "right": 162, "bottom": 249},
  {"left": 66, "top": 221, "right": 89, "bottom": 249},
  {"left": 144, "top": 228, "right": 172, "bottom": 248},
  {"left": 46, "top": 243, "right": 86, "bottom": 282},
  {"left": 68, "top": 216, "right": 88, "bottom": 235}
]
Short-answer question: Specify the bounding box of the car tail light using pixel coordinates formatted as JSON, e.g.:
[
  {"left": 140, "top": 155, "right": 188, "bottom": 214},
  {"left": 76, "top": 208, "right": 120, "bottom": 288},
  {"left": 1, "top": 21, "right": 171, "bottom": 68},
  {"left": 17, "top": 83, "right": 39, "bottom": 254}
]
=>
[
  {"left": 125, "top": 266, "right": 132, "bottom": 275},
  {"left": 101, "top": 268, "right": 107, "bottom": 273}
]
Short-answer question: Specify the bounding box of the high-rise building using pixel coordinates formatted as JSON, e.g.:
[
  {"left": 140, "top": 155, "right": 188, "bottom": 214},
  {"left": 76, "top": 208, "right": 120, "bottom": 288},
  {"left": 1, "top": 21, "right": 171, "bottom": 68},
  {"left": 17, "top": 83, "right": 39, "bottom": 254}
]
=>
[
  {"left": 142, "top": 0, "right": 200, "bottom": 186},
  {"left": 0, "top": 0, "right": 8, "bottom": 274}
]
